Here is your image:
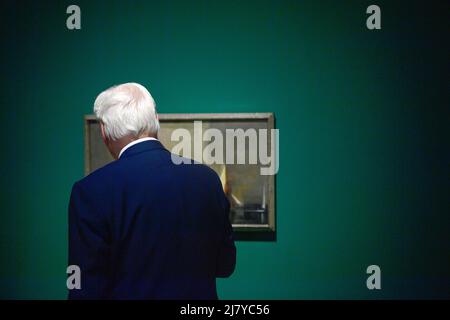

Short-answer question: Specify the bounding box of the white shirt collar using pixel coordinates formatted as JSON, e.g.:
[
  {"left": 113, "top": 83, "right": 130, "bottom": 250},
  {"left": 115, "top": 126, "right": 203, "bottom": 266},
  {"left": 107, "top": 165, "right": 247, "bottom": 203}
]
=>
[{"left": 119, "top": 137, "right": 158, "bottom": 159}]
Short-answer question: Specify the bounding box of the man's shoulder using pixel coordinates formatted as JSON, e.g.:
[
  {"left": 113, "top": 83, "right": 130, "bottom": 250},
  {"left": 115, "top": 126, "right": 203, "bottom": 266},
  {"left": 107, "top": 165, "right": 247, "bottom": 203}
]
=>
[
  {"left": 171, "top": 155, "right": 222, "bottom": 187},
  {"left": 75, "top": 159, "right": 121, "bottom": 191},
  {"left": 170, "top": 153, "right": 213, "bottom": 171}
]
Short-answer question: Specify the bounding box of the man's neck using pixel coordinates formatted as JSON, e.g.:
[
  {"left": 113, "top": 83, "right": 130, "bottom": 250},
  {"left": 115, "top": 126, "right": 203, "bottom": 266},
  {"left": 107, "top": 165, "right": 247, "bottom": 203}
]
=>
[
  {"left": 107, "top": 135, "right": 156, "bottom": 160},
  {"left": 117, "top": 136, "right": 158, "bottom": 159}
]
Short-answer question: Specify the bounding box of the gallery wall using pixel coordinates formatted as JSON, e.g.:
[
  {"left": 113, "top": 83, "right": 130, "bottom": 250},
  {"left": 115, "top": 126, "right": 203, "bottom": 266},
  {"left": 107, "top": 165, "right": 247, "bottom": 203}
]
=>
[{"left": 0, "top": 0, "right": 448, "bottom": 298}]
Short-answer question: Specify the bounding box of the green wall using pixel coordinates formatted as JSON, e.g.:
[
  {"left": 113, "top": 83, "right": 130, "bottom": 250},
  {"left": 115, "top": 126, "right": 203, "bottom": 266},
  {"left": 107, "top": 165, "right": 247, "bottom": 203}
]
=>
[{"left": 0, "top": 0, "right": 448, "bottom": 299}]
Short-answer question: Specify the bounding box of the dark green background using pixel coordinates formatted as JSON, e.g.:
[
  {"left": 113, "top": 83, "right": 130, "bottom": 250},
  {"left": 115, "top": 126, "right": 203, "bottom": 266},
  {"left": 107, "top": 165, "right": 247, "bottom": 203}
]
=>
[{"left": 0, "top": 0, "right": 448, "bottom": 299}]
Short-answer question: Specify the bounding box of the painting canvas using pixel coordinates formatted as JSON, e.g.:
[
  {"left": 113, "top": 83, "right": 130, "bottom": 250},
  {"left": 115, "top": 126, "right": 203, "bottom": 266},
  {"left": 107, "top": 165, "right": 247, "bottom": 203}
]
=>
[{"left": 85, "top": 113, "right": 276, "bottom": 232}]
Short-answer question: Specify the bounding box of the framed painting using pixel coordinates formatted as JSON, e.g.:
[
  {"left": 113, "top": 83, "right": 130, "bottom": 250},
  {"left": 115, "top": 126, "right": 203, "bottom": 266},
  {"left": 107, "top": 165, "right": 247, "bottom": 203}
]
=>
[{"left": 84, "top": 113, "right": 276, "bottom": 232}]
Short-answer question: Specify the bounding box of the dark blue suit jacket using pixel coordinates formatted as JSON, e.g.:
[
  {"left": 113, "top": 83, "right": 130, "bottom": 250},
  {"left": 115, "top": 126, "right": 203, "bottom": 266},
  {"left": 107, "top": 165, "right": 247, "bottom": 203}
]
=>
[{"left": 68, "top": 140, "right": 236, "bottom": 299}]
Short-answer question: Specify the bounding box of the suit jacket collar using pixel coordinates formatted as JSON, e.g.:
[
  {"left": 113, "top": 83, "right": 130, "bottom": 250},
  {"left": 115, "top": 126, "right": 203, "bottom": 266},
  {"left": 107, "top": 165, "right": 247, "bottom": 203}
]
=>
[{"left": 120, "top": 139, "right": 166, "bottom": 159}]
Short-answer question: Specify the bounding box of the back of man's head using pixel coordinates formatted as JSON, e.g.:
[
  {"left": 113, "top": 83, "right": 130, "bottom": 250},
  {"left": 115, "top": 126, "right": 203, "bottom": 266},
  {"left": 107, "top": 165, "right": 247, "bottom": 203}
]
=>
[{"left": 94, "top": 83, "right": 159, "bottom": 141}]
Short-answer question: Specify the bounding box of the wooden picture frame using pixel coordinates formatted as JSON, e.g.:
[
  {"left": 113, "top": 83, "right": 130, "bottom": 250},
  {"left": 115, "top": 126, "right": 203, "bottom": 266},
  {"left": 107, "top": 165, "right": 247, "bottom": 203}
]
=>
[{"left": 84, "top": 113, "right": 276, "bottom": 233}]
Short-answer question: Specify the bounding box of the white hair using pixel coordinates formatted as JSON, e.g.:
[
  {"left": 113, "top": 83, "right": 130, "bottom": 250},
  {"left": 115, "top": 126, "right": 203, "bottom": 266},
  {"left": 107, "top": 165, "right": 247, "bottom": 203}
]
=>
[{"left": 93, "top": 82, "right": 159, "bottom": 141}]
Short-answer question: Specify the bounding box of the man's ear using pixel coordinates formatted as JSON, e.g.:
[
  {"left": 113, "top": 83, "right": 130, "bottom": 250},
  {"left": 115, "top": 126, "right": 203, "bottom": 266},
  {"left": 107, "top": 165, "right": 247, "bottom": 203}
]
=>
[{"left": 100, "top": 122, "right": 108, "bottom": 144}]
